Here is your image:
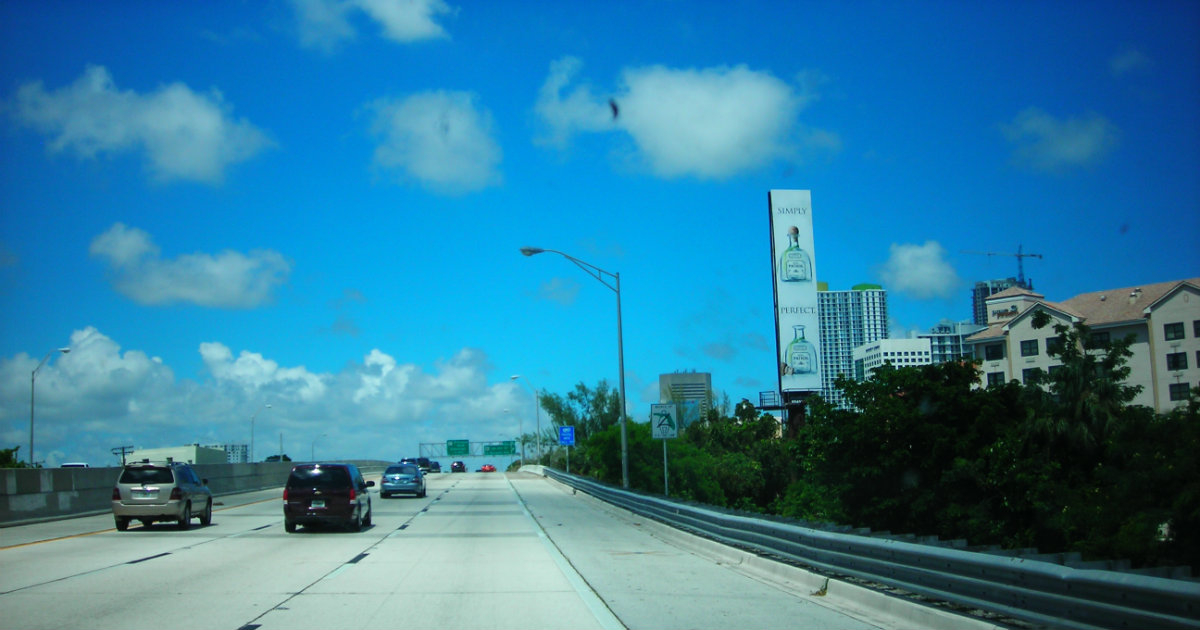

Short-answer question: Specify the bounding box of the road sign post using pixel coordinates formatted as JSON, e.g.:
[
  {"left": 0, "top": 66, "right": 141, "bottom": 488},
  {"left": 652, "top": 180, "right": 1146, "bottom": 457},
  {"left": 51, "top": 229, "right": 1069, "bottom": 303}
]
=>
[
  {"left": 651, "top": 404, "right": 678, "bottom": 496},
  {"left": 558, "top": 426, "right": 575, "bottom": 474}
]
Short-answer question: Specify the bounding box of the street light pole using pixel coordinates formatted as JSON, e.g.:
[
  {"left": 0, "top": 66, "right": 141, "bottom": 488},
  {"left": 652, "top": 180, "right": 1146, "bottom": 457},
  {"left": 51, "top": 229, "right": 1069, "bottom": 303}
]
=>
[
  {"left": 30, "top": 347, "right": 70, "bottom": 467},
  {"left": 520, "top": 247, "right": 629, "bottom": 488},
  {"left": 250, "top": 403, "right": 271, "bottom": 463},
  {"left": 511, "top": 374, "right": 541, "bottom": 463}
]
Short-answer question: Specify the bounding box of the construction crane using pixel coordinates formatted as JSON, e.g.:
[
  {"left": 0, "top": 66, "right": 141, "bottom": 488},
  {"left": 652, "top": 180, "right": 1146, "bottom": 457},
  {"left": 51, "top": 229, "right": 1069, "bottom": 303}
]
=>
[{"left": 961, "top": 244, "right": 1043, "bottom": 287}]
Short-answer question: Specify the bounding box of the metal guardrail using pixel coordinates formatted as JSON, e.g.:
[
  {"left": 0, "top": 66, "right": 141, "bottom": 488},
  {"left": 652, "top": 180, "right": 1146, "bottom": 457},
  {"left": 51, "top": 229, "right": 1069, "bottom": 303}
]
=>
[{"left": 542, "top": 468, "right": 1200, "bottom": 630}]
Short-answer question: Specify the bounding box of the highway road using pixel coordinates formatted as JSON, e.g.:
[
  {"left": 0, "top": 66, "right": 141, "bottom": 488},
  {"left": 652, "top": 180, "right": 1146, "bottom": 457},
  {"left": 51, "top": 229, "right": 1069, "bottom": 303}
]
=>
[{"left": 0, "top": 470, "right": 987, "bottom": 629}]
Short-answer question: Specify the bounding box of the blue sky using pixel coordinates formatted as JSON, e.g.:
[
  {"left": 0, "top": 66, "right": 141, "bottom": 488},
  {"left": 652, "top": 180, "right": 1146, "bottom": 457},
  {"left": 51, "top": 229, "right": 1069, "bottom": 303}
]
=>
[{"left": 1, "top": 1, "right": 1197, "bottom": 467}]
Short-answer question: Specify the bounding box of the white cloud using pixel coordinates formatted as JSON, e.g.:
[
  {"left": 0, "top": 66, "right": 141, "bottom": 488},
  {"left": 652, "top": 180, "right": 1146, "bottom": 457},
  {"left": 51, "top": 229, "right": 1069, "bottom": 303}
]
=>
[
  {"left": 1110, "top": 47, "right": 1152, "bottom": 76},
  {"left": 90, "top": 223, "right": 291, "bottom": 308},
  {"left": 0, "top": 328, "right": 528, "bottom": 466},
  {"left": 11, "top": 65, "right": 272, "bottom": 184},
  {"left": 1002, "top": 107, "right": 1119, "bottom": 172},
  {"left": 534, "top": 57, "right": 838, "bottom": 179},
  {"left": 367, "top": 90, "right": 502, "bottom": 194},
  {"left": 357, "top": 0, "right": 453, "bottom": 42},
  {"left": 878, "top": 241, "right": 961, "bottom": 300},
  {"left": 200, "top": 342, "right": 328, "bottom": 402},
  {"left": 291, "top": 0, "right": 452, "bottom": 51}
]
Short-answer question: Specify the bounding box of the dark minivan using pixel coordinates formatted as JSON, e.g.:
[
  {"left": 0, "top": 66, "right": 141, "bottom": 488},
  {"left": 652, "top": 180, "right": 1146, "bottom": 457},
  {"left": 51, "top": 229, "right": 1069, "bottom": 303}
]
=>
[{"left": 283, "top": 463, "right": 373, "bottom": 532}]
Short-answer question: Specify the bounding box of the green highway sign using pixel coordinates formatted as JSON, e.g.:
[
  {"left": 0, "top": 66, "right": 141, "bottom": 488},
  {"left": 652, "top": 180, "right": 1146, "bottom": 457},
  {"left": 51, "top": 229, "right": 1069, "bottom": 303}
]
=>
[
  {"left": 447, "top": 439, "right": 470, "bottom": 456},
  {"left": 483, "top": 441, "right": 515, "bottom": 456}
]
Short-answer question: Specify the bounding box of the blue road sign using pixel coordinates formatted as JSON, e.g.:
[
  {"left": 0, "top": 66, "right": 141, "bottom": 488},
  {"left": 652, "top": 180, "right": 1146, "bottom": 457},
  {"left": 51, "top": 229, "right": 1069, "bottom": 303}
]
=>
[{"left": 558, "top": 425, "right": 575, "bottom": 446}]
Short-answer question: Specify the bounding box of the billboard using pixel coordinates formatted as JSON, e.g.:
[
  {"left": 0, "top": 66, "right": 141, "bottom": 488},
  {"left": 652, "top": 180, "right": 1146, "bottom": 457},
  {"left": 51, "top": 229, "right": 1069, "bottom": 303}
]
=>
[{"left": 769, "top": 190, "right": 821, "bottom": 393}]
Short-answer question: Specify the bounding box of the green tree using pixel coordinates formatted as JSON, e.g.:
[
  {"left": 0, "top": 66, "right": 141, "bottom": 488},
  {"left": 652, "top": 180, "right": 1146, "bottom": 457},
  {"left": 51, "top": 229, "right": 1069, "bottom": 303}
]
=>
[
  {"left": 538, "top": 380, "right": 622, "bottom": 443},
  {"left": 1, "top": 446, "right": 31, "bottom": 468}
]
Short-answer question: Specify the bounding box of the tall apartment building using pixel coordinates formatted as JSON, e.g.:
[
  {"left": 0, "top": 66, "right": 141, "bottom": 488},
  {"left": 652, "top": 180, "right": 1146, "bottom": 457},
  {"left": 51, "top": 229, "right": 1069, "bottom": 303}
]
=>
[
  {"left": 818, "top": 283, "right": 889, "bottom": 408},
  {"left": 971, "top": 277, "right": 1031, "bottom": 325},
  {"left": 965, "top": 278, "right": 1200, "bottom": 412},
  {"left": 920, "top": 320, "right": 987, "bottom": 364},
  {"left": 659, "top": 371, "right": 712, "bottom": 429}
]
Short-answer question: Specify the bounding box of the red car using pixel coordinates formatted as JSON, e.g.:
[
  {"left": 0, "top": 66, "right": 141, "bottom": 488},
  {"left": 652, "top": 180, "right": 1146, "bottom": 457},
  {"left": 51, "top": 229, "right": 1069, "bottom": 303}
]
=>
[{"left": 480, "top": 464, "right": 496, "bottom": 473}]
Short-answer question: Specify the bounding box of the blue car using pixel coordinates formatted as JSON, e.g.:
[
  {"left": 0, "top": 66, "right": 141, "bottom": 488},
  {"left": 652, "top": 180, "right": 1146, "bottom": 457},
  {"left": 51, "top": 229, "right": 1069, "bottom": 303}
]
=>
[{"left": 380, "top": 463, "right": 426, "bottom": 498}]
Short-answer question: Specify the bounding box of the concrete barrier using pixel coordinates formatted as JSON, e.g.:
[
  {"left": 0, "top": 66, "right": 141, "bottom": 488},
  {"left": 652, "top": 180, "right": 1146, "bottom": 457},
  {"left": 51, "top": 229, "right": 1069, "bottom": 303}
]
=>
[{"left": 0, "top": 460, "right": 391, "bottom": 526}]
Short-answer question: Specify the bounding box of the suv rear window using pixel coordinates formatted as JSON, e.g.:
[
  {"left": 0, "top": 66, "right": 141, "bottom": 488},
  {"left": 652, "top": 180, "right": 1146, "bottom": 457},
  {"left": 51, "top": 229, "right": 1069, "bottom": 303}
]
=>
[
  {"left": 288, "top": 466, "right": 350, "bottom": 488},
  {"left": 119, "top": 467, "right": 175, "bottom": 484}
]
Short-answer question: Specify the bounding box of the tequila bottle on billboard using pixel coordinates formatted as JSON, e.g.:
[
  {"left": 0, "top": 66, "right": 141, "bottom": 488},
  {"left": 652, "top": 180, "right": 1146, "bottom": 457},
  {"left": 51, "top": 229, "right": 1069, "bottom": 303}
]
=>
[
  {"left": 785, "top": 325, "right": 817, "bottom": 374},
  {"left": 779, "top": 227, "right": 812, "bottom": 282}
]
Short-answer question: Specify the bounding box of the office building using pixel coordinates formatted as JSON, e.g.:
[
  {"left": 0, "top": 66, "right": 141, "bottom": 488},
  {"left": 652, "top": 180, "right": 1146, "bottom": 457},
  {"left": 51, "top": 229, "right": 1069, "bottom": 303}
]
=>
[
  {"left": 920, "top": 320, "right": 987, "bottom": 364},
  {"left": 852, "top": 338, "right": 933, "bottom": 381},
  {"left": 971, "top": 277, "right": 1031, "bottom": 325},
  {"left": 205, "top": 443, "right": 249, "bottom": 464},
  {"left": 659, "top": 371, "right": 712, "bottom": 429},
  {"left": 818, "top": 283, "right": 889, "bottom": 408},
  {"left": 965, "top": 278, "right": 1200, "bottom": 412},
  {"left": 130, "top": 444, "right": 228, "bottom": 465}
]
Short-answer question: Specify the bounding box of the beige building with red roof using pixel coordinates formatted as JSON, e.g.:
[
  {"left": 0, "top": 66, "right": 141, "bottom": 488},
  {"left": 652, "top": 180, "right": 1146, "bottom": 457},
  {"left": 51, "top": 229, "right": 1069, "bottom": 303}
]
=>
[{"left": 964, "top": 278, "right": 1200, "bottom": 412}]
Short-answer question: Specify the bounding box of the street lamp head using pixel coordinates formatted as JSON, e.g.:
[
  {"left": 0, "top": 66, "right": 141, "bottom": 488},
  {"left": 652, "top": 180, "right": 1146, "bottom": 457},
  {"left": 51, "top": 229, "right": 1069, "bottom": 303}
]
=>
[
  {"left": 519, "top": 247, "right": 544, "bottom": 257},
  {"left": 510, "top": 374, "right": 520, "bottom": 380},
  {"left": 58, "top": 348, "right": 70, "bottom": 354}
]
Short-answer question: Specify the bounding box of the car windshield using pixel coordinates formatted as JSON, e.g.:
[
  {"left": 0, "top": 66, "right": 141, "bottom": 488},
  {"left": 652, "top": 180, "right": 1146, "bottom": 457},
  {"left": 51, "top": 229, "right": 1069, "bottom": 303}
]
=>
[
  {"left": 288, "top": 466, "right": 350, "bottom": 488},
  {"left": 119, "top": 467, "right": 174, "bottom": 484},
  {"left": 386, "top": 465, "right": 418, "bottom": 476}
]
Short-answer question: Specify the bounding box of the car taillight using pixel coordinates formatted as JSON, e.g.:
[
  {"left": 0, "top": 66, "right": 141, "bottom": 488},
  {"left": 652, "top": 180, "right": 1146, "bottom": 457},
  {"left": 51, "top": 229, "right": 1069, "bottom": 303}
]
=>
[
  {"left": 349, "top": 488, "right": 356, "bottom": 501},
  {"left": 283, "top": 488, "right": 289, "bottom": 501},
  {"left": 170, "top": 487, "right": 182, "bottom": 501},
  {"left": 112, "top": 487, "right": 120, "bottom": 500}
]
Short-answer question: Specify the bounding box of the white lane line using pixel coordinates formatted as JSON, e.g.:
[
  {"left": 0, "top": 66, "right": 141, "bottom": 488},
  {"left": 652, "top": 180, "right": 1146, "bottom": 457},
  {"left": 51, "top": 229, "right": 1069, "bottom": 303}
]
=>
[{"left": 507, "top": 475, "right": 627, "bottom": 630}]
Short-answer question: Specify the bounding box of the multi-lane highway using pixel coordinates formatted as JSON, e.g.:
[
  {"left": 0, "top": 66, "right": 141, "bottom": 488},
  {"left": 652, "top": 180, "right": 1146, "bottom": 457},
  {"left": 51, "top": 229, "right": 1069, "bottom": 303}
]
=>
[{"left": 0, "top": 470, "right": 983, "bottom": 629}]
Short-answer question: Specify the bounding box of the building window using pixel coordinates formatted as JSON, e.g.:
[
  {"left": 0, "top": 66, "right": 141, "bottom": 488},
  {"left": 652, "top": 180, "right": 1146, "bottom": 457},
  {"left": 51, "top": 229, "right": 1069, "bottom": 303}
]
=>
[
  {"left": 1169, "top": 383, "right": 1192, "bottom": 401},
  {"left": 1022, "top": 368, "right": 1041, "bottom": 384},
  {"left": 1167, "top": 352, "right": 1189, "bottom": 371},
  {"left": 1165, "top": 322, "right": 1185, "bottom": 341},
  {"left": 1021, "top": 340, "right": 1039, "bottom": 357},
  {"left": 987, "top": 372, "right": 1005, "bottom": 387},
  {"left": 1088, "top": 331, "right": 1110, "bottom": 348},
  {"left": 1046, "top": 337, "right": 1063, "bottom": 355},
  {"left": 985, "top": 344, "right": 1003, "bottom": 361},
  {"left": 1195, "top": 320, "right": 1200, "bottom": 337}
]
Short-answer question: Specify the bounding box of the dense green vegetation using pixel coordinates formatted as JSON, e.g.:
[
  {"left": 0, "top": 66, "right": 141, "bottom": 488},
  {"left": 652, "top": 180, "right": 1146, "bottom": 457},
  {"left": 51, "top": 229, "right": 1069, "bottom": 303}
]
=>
[{"left": 530, "top": 317, "right": 1200, "bottom": 572}]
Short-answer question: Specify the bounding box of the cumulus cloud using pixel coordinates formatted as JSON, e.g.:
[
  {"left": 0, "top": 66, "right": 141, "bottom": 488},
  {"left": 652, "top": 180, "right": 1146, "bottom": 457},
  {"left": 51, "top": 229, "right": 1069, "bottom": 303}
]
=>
[
  {"left": 291, "top": 0, "right": 453, "bottom": 51},
  {"left": 90, "top": 223, "right": 291, "bottom": 308},
  {"left": 1002, "top": 107, "right": 1119, "bottom": 172},
  {"left": 200, "top": 342, "right": 328, "bottom": 402},
  {"left": 367, "top": 90, "right": 502, "bottom": 194},
  {"left": 10, "top": 65, "right": 272, "bottom": 184},
  {"left": 534, "top": 56, "right": 838, "bottom": 179},
  {"left": 0, "top": 328, "right": 527, "bottom": 466},
  {"left": 1110, "top": 47, "right": 1152, "bottom": 76},
  {"left": 878, "top": 241, "right": 961, "bottom": 300}
]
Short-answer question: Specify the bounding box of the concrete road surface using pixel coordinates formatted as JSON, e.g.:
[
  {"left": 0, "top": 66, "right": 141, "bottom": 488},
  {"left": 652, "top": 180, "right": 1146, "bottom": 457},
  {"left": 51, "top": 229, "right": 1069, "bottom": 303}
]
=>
[{"left": 0, "top": 470, "right": 992, "bottom": 629}]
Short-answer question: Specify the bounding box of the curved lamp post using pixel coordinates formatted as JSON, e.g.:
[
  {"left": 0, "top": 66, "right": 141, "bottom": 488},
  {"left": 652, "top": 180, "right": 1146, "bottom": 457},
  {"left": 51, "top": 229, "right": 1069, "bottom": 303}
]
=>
[
  {"left": 250, "top": 404, "right": 271, "bottom": 463},
  {"left": 520, "top": 246, "right": 628, "bottom": 488},
  {"left": 30, "top": 347, "right": 70, "bottom": 466},
  {"left": 511, "top": 374, "right": 541, "bottom": 463}
]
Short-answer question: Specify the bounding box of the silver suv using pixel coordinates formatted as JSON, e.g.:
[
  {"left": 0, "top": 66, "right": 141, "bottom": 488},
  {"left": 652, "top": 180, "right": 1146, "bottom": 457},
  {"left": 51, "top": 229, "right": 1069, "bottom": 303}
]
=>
[{"left": 111, "top": 461, "right": 213, "bottom": 531}]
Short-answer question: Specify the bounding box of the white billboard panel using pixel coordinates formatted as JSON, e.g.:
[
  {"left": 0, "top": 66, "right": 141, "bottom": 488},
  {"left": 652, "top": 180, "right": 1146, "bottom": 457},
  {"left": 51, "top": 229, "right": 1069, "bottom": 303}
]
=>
[{"left": 769, "top": 190, "right": 821, "bottom": 393}]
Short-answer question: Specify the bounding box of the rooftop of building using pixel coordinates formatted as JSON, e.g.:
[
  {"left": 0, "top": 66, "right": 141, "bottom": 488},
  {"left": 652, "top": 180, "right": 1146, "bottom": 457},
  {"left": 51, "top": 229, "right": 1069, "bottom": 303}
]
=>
[{"left": 966, "top": 277, "right": 1200, "bottom": 342}]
